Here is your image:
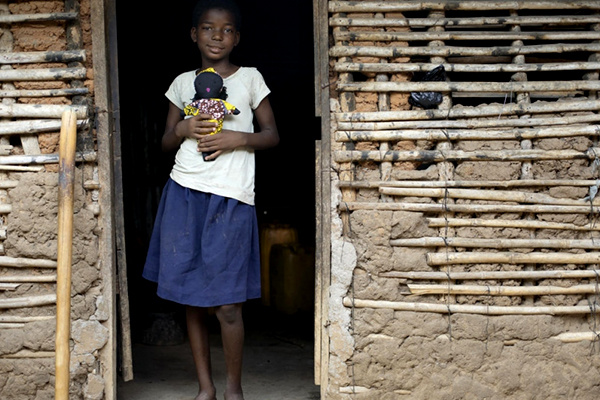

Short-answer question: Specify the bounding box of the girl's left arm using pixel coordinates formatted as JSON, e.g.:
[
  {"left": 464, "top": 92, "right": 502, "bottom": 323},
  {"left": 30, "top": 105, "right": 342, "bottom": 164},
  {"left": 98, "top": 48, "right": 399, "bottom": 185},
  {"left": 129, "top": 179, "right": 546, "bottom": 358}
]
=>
[{"left": 196, "top": 97, "right": 279, "bottom": 159}]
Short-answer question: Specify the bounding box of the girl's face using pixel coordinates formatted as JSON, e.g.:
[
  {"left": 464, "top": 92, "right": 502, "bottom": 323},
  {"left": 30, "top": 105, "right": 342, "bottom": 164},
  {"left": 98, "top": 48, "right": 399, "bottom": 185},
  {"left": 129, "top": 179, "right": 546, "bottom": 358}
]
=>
[{"left": 191, "top": 8, "right": 240, "bottom": 63}]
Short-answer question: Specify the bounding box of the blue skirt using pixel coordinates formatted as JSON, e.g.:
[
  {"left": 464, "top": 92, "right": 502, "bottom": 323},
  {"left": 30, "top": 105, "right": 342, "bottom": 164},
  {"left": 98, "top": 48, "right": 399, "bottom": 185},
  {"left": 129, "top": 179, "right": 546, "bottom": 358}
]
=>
[{"left": 142, "top": 178, "right": 261, "bottom": 307}]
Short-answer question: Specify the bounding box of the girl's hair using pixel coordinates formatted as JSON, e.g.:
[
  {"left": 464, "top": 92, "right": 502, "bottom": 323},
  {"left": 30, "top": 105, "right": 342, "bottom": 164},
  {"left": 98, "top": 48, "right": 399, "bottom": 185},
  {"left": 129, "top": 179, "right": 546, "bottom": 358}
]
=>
[{"left": 191, "top": 0, "right": 242, "bottom": 31}]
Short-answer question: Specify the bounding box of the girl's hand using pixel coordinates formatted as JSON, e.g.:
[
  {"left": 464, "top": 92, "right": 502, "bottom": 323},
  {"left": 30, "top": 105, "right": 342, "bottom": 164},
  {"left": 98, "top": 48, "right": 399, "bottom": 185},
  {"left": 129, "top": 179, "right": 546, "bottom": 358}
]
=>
[
  {"left": 176, "top": 114, "right": 217, "bottom": 140},
  {"left": 196, "top": 129, "right": 247, "bottom": 160}
]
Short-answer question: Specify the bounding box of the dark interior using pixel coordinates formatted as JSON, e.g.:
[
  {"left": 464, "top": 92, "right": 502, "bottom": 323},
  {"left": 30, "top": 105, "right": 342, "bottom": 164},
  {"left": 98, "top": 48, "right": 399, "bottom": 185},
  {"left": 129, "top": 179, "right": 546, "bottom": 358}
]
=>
[{"left": 116, "top": 0, "right": 316, "bottom": 356}]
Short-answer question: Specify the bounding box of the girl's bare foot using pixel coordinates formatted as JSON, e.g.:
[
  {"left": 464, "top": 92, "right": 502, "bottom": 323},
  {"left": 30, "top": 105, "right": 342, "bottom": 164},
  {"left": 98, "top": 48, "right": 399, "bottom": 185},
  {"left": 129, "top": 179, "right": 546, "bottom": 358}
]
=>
[
  {"left": 195, "top": 389, "right": 217, "bottom": 400},
  {"left": 223, "top": 388, "right": 244, "bottom": 400}
]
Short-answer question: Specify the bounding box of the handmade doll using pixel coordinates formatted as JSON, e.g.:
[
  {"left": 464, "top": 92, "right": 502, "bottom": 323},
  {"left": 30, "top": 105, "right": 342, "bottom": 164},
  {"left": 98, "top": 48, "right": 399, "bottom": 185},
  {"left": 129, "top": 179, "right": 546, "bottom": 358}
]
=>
[{"left": 182, "top": 67, "right": 240, "bottom": 161}]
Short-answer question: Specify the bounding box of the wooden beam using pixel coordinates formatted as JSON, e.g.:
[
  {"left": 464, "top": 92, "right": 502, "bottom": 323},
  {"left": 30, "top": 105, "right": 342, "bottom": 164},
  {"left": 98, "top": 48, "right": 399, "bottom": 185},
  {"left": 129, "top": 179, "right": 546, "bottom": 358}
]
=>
[{"left": 0, "top": 50, "right": 86, "bottom": 64}]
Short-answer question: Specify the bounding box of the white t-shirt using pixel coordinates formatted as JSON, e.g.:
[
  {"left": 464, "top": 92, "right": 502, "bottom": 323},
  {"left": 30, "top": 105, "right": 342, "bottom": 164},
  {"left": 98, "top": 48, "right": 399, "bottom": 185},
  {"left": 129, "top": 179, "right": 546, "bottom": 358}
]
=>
[{"left": 165, "top": 67, "right": 270, "bottom": 205}]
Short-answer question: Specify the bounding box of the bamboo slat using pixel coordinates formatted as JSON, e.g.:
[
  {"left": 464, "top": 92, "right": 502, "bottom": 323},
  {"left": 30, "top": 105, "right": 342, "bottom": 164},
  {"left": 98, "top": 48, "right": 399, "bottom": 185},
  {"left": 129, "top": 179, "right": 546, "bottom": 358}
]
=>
[
  {"left": 0, "top": 50, "right": 86, "bottom": 64},
  {"left": 0, "top": 283, "right": 19, "bottom": 291},
  {"left": 338, "top": 179, "right": 600, "bottom": 189},
  {"left": 0, "top": 256, "right": 57, "bottom": 268},
  {"left": 336, "top": 125, "right": 600, "bottom": 142},
  {"left": 0, "top": 67, "right": 87, "bottom": 82},
  {"left": 0, "top": 104, "right": 87, "bottom": 118},
  {"left": 0, "top": 151, "right": 97, "bottom": 165},
  {"left": 1, "top": 350, "right": 55, "bottom": 358},
  {"left": 407, "top": 283, "right": 600, "bottom": 296},
  {"left": 341, "top": 201, "right": 599, "bottom": 214},
  {"left": 329, "top": 16, "right": 600, "bottom": 28},
  {"left": 0, "top": 165, "right": 44, "bottom": 172},
  {"left": 426, "top": 217, "right": 600, "bottom": 231},
  {"left": 552, "top": 332, "right": 600, "bottom": 343},
  {"left": 380, "top": 270, "right": 600, "bottom": 280},
  {"left": 379, "top": 187, "right": 600, "bottom": 206},
  {"left": 335, "top": 31, "right": 600, "bottom": 42},
  {"left": 0, "top": 87, "right": 88, "bottom": 98},
  {"left": 0, "top": 294, "right": 56, "bottom": 309},
  {"left": 335, "top": 61, "right": 600, "bottom": 74},
  {"left": 330, "top": 43, "right": 600, "bottom": 58},
  {"left": 392, "top": 237, "right": 600, "bottom": 250},
  {"left": 329, "top": 1, "right": 600, "bottom": 12},
  {"left": 338, "top": 114, "right": 600, "bottom": 131},
  {"left": 0, "top": 323, "right": 24, "bottom": 329},
  {"left": 334, "top": 148, "right": 597, "bottom": 163},
  {"left": 336, "top": 80, "right": 600, "bottom": 94},
  {"left": 0, "top": 119, "right": 88, "bottom": 135},
  {"left": 426, "top": 252, "right": 600, "bottom": 266},
  {"left": 0, "top": 316, "right": 54, "bottom": 323},
  {"left": 0, "top": 275, "right": 57, "bottom": 283},
  {"left": 342, "top": 297, "right": 593, "bottom": 315},
  {"left": 0, "top": 12, "right": 77, "bottom": 24}
]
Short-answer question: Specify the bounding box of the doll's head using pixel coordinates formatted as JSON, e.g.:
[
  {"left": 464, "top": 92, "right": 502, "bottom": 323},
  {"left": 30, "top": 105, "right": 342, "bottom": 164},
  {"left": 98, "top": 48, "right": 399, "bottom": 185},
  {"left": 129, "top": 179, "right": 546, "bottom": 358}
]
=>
[{"left": 193, "top": 68, "right": 228, "bottom": 101}]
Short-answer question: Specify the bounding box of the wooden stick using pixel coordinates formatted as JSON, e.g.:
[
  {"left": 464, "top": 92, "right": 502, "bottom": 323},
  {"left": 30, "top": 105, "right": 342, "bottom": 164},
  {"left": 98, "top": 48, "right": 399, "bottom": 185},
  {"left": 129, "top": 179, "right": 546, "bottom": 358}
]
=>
[
  {"left": 0, "top": 316, "right": 54, "bottom": 323},
  {"left": 0, "top": 67, "right": 86, "bottom": 82},
  {"left": 0, "top": 294, "right": 56, "bottom": 308},
  {"left": 335, "top": 31, "right": 600, "bottom": 42},
  {"left": 0, "top": 165, "right": 44, "bottom": 172},
  {"left": 392, "top": 237, "right": 600, "bottom": 250},
  {"left": 55, "top": 109, "right": 77, "bottom": 400},
  {"left": 329, "top": 16, "right": 600, "bottom": 28},
  {"left": 0, "top": 283, "right": 19, "bottom": 291},
  {"left": 329, "top": 1, "right": 600, "bottom": 12},
  {"left": 0, "top": 180, "right": 18, "bottom": 188},
  {"left": 0, "top": 12, "right": 77, "bottom": 24},
  {"left": 380, "top": 187, "right": 600, "bottom": 206},
  {"left": 0, "top": 275, "right": 57, "bottom": 283},
  {"left": 0, "top": 256, "right": 57, "bottom": 268},
  {"left": 334, "top": 61, "right": 600, "bottom": 74},
  {"left": 426, "top": 217, "right": 600, "bottom": 231},
  {"left": 427, "top": 252, "right": 600, "bottom": 266},
  {"left": 0, "top": 119, "right": 88, "bottom": 135},
  {"left": 0, "top": 50, "right": 86, "bottom": 64},
  {"left": 336, "top": 125, "right": 600, "bottom": 142},
  {"left": 0, "top": 104, "right": 87, "bottom": 119},
  {"left": 335, "top": 99, "right": 600, "bottom": 122},
  {"left": 0, "top": 151, "right": 97, "bottom": 165},
  {"left": 337, "top": 80, "right": 600, "bottom": 94},
  {"left": 339, "top": 179, "right": 600, "bottom": 189},
  {"left": 330, "top": 43, "right": 600, "bottom": 58},
  {"left": 335, "top": 148, "right": 597, "bottom": 163},
  {"left": 0, "top": 88, "right": 89, "bottom": 98},
  {"left": 338, "top": 114, "right": 600, "bottom": 131},
  {"left": 2, "top": 350, "right": 55, "bottom": 358},
  {"left": 408, "top": 283, "right": 600, "bottom": 296},
  {"left": 0, "top": 323, "right": 24, "bottom": 329},
  {"left": 380, "top": 270, "right": 600, "bottom": 280},
  {"left": 340, "top": 201, "right": 599, "bottom": 214},
  {"left": 342, "top": 297, "right": 593, "bottom": 315},
  {"left": 552, "top": 332, "right": 600, "bottom": 343}
]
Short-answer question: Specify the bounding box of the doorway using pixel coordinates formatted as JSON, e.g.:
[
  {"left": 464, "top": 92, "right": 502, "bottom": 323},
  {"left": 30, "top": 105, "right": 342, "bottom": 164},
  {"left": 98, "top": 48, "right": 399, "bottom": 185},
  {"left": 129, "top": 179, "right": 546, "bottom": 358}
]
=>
[{"left": 114, "top": 1, "right": 319, "bottom": 398}]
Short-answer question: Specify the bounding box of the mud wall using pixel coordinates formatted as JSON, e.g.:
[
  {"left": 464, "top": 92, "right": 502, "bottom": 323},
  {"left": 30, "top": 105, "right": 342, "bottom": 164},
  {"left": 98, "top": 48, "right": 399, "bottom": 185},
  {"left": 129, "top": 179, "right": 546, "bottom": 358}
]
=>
[
  {"left": 0, "top": 1, "right": 108, "bottom": 399},
  {"left": 325, "top": 1, "right": 600, "bottom": 399}
]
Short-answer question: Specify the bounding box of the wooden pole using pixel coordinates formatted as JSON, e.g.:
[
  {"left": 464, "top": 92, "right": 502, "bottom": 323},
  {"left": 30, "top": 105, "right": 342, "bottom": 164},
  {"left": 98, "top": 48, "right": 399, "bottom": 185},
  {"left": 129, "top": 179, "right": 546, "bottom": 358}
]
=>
[
  {"left": 338, "top": 179, "right": 600, "bottom": 188},
  {"left": 426, "top": 217, "right": 600, "bottom": 231},
  {"left": 391, "top": 237, "right": 600, "bottom": 250},
  {"left": 407, "top": 283, "right": 600, "bottom": 296},
  {"left": 342, "top": 297, "right": 593, "bottom": 315},
  {"left": 341, "top": 201, "right": 599, "bottom": 214},
  {"left": 329, "top": 1, "right": 600, "bottom": 12},
  {"left": 426, "top": 252, "right": 600, "bottom": 266},
  {"left": 329, "top": 16, "right": 600, "bottom": 28},
  {"left": 55, "top": 109, "right": 77, "bottom": 400},
  {"left": 380, "top": 269, "right": 600, "bottom": 280},
  {"left": 0, "top": 50, "right": 85, "bottom": 65}
]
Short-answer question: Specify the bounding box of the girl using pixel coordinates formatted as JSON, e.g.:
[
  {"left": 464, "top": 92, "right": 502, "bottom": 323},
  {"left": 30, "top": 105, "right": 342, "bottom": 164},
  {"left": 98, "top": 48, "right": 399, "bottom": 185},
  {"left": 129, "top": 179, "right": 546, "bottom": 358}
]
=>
[{"left": 142, "top": 1, "right": 279, "bottom": 399}]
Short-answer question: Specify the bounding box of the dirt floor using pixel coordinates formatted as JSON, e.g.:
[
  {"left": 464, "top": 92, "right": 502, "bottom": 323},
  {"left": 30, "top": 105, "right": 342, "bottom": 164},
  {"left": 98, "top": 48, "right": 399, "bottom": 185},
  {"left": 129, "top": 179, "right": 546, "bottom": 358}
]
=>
[{"left": 117, "top": 304, "right": 319, "bottom": 400}]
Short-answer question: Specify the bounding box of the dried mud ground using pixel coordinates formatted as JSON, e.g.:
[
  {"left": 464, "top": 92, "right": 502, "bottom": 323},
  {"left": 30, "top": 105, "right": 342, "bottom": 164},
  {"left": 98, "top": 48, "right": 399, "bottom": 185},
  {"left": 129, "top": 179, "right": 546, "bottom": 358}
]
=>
[{"left": 117, "top": 303, "right": 319, "bottom": 400}]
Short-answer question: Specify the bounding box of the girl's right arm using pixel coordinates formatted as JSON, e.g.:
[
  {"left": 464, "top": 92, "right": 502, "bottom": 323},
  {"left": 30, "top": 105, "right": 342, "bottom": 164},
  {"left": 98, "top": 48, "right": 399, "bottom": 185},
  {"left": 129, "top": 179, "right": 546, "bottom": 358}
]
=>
[{"left": 161, "top": 102, "right": 217, "bottom": 152}]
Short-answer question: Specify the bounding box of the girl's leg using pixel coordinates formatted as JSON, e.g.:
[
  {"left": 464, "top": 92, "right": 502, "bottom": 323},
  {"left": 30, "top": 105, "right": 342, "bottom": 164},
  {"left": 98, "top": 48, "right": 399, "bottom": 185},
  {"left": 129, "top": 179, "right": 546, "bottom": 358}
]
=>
[
  {"left": 186, "top": 306, "right": 217, "bottom": 400},
  {"left": 215, "top": 303, "right": 245, "bottom": 400}
]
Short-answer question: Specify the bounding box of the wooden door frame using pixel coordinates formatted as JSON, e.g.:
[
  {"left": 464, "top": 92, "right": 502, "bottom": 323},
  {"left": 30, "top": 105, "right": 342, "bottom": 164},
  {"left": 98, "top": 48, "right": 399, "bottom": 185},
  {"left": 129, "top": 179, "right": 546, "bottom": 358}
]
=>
[{"left": 314, "top": 0, "right": 331, "bottom": 397}]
